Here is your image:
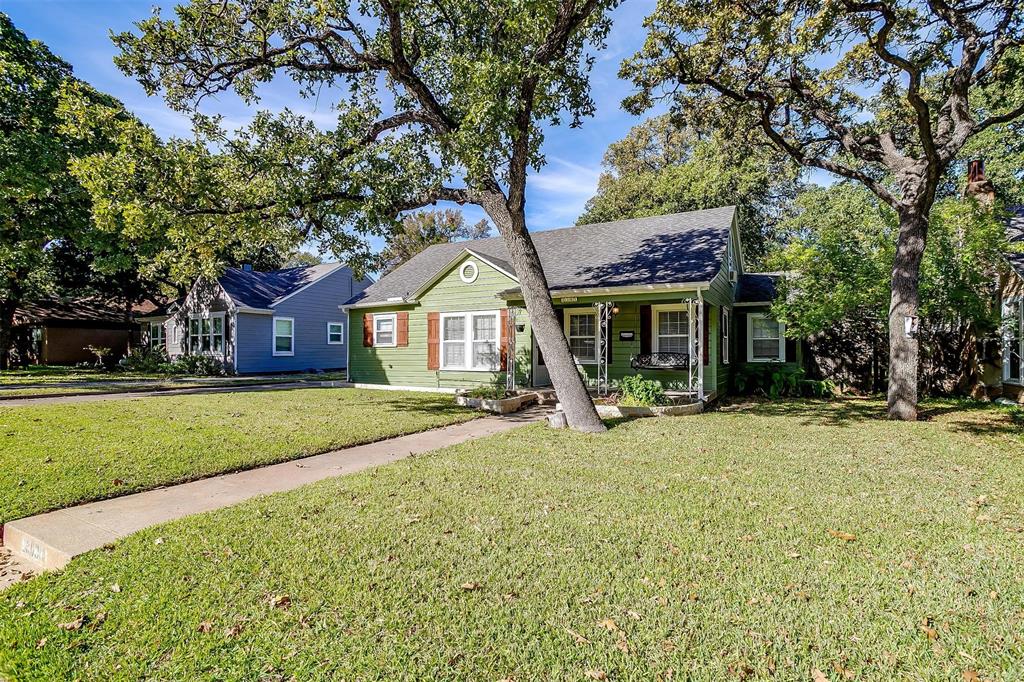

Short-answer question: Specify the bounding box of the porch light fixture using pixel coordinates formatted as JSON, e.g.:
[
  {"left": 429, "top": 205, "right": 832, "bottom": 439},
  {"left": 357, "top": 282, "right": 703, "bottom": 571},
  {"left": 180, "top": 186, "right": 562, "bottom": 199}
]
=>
[{"left": 611, "top": 305, "right": 620, "bottom": 315}]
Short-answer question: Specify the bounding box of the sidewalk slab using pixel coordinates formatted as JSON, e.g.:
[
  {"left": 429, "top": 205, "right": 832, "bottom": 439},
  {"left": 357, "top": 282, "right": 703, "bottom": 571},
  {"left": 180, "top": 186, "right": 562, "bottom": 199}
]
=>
[{"left": 2, "top": 407, "right": 547, "bottom": 580}]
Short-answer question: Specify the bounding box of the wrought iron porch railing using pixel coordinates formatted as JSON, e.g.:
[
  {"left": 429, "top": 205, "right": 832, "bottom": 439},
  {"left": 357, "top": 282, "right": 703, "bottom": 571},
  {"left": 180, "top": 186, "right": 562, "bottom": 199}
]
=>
[{"left": 629, "top": 352, "right": 692, "bottom": 371}]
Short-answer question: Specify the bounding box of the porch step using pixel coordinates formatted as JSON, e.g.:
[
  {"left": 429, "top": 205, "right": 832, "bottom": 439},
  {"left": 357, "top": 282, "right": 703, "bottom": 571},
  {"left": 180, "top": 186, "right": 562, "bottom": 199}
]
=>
[{"left": 531, "top": 389, "right": 559, "bottom": 405}]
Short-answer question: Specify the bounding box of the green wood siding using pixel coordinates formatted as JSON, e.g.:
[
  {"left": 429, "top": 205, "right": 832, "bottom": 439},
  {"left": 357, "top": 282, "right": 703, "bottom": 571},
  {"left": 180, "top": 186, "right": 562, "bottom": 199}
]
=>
[{"left": 347, "top": 254, "right": 530, "bottom": 390}]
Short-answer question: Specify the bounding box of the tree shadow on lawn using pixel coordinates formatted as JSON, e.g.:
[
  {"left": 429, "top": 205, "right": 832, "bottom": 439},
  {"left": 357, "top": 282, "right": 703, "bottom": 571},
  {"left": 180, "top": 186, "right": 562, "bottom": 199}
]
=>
[{"left": 726, "top": 396, "right": 1023, "bottom": 437}]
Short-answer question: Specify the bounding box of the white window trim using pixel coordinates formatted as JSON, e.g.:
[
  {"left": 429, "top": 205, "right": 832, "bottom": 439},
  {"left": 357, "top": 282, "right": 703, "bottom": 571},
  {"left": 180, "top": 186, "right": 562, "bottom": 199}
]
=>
[
  {"left": 327, "top": 321, "right": 345, "bottom": 345},
  {"left": 373, "top": 313, "right": 398, "bottom": 348},
  {"left": 722, "top": 306, "right": 731, "bottom": 364},
  {"left": 149, "top": 321, "right": 166, "bottom": 350},
  {"left": 439, "top": 310, "right": 501, "bottom": 372},
  {"left": 272, "top": 316, "right": 295, "bottom": 357},
  {"left": 1003, "top": 296, "right": 1023, "bottom": 384},
  {"left": 650, "top": 303, "right": 691, "bottom": 356},
  {"left": 746, "top": 312, "right": 785, "bottom": 363},
  {"left": 188, "top": 311, "right": 226, "bottom": 356},
  {"left": 562, "top": 307, "right": 599, "bottom": 365}
]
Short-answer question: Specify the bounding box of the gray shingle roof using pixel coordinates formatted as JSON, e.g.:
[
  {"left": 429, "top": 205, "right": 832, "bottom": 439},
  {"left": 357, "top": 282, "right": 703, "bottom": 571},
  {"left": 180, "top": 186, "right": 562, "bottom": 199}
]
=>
[
  {"left": 736, "top": 273, "right": 782, "bottom": 303},
  {"left": 220, "top": 263, "right": 346, "bottom": 309},
  {"left": 1006, "top": 206, "right": 1024, "bottom": 277},
  {"left": 346, "top": 206, "right": 736, "bottom": 306}
]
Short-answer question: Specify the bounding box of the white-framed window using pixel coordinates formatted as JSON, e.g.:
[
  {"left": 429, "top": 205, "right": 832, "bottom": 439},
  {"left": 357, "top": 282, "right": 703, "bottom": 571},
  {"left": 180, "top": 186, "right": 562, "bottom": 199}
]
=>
[
  {"left": 440, "top": 310, "right": 501, "bottom": 371},
  {"left": 747, "top": 313, "right": 785, "bottom": 362},
  {"left": 459, "top": 260, "right": 479, "bottom": 284},
  {"left": 273, "top": 317, "right": 295, "bottom": 356},
  {"left": 1003, "top": 297, "right": 1023, "bottom": 384},
  {"left": 726, "top": 239, "right": 737, "bottom": 282},
  {"left": 327, "top": 321, "right": 345, "bottom": 345},
  {"left": 651, "top": 304, "right": 690, "bottom": 355},
  {"left": 373, "top": 313, "right": 397, "bottom": 347},
  {"left": 188, "top": 312, "right": 225, "bottom": 355},
  {"left": 563, "top": 308, "right": 598, "bottom": 364},
  {"left": 721, "top": 307, "right": 731, "bottom": 364},
  {"left": 149, "top": 321, "right": 166, "bottom": 351}
]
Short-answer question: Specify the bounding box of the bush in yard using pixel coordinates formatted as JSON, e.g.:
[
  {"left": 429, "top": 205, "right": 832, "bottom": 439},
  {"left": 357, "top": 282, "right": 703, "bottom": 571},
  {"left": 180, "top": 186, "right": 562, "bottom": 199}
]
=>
[
  {"left": 120, "top": 347, "right": 168, "bottom": 373},
  {"left": 734, "top": 366, "right": 835, "bottom": 399},
  {"left": 465, "top": 384, "right": 509, "bottom": 400},
  {"left": 159, "top": 354, "right": 229, "bottom": 377},
  {"left": 619, "top": 375, "right": 668, "bottom": 407}
]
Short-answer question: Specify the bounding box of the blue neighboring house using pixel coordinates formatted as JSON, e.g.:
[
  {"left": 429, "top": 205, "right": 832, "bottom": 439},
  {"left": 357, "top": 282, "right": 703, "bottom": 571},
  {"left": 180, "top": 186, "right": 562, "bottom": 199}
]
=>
[{"left": 138, "top": 263, "right": 372, "bottom": 374}]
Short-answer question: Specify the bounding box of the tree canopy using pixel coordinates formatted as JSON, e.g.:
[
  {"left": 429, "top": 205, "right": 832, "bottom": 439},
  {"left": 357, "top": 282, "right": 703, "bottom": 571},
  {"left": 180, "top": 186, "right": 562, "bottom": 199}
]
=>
[
  {"left": 382, "top": 209, "right": 490, "bottom": 273},
  {"left": 578, "top": 115, "right": 800, "bottom": 264}
]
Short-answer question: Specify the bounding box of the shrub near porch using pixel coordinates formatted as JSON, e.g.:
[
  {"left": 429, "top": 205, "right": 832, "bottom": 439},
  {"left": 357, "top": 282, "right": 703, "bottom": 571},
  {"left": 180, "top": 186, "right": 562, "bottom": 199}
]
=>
[{"left": 2, "top": 400, "right": 1022, "bottom": 679}]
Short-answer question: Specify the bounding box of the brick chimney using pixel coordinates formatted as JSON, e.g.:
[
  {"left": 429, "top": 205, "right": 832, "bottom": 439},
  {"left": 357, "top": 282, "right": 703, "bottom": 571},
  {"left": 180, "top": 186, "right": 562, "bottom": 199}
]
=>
[{"left": 964, "top": 158, "right": 996, "bottom": 207}]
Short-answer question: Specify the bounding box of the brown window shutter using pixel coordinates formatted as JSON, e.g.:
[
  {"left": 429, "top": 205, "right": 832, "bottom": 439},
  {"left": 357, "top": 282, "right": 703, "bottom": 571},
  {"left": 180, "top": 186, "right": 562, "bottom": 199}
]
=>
[
  {"left": 639, "top": 305, "right": 652, "bottom": 355},
  {"left": 396, "top": 311, "right": 409, "bottom": 347},
  {"left": 362, "top": 314, "right": 373, "bottom": 347},
  {"left": 500, "top": 309, "right": 510, "bottom": 371},
  {"left": 703, "top": 302, "right": 710, "bottom": 366},
  {"left": 426, "top": 312, "right": 440, "bottom": 370}
]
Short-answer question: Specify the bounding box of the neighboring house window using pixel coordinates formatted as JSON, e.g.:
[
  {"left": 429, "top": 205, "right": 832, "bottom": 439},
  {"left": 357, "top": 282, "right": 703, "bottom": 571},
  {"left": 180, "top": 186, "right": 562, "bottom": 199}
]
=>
[
  {"left": 440, "top": 311, "right": 500, "bottom": 371},
  {"left": 188, "top": 313, "right": 225, "bottom": 354},
  {"left": 747, "top": 313, "right": 785, "bottom": 362},
  {"left": 327, "top": 322, "right": 344, "bottom": 345},
  {"left": 273, "top": 317, "right": 295, "bottom": 356},
  {"left": 564, "top": 309, "right": 598, "bottom": 364},
  {"left": 726, "top": 240, "right": 737, "bottom": 282},
  {"left": 149, "top": 322, "right": 166, "bottom": 351},
  {"left": 1003, "top": 298, "right": 1023, "bottom": 383},
  {"left": 374, "top": 313, "right": 397, "bottom": 347},
  {"left": 652, "top": 305, "right": 689, "bottom": 355},
  {"left": 721, "top": 307, "right": 731, "bottom": 364}
]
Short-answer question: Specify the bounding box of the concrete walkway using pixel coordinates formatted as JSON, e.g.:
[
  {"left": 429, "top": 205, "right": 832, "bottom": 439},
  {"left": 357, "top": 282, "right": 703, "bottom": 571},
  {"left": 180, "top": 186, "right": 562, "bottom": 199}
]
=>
[{"left": 1, "top": 407, "right": 548, "bottom": 588}]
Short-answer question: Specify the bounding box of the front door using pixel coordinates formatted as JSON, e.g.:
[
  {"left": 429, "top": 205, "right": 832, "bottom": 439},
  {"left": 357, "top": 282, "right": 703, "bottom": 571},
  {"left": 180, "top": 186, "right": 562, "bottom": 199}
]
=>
[{"left": 532, "top": 334, "right": 551, "bottom": 387}]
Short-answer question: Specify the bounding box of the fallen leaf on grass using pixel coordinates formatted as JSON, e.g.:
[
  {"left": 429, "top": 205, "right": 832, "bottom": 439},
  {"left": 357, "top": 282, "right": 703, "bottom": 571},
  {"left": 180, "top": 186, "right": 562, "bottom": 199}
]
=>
[
  {"left": 585, "top": 670, "right": 607, "bottom": 681},
  {"left": 461, "top": 581, "right": 482, "bottom": 591},
  {"left": 109, "top": 583, "right": 121, "bottom": 593},
  {"left": 153, "top": 537, "right": 164, "bottom": 545},
  {"left": 919, "top": 624, "right": 938, "bottom": 640},
  {"left": 615, "top": 634, "right": 630, "bottom": 654},
  {"left": 596, "top": 618, "right": 618, "bottom": 632},
  {"left": 812, "top": 669, "right": 830, "bottom": 682},
  {"left": 565, "top": 627, "right": 592, "bottom": 645},
  {"left": 224, "top": 623, "right": 244, "bottom": 638},
  {"left": 626, "top": 610, "right": 642, "bottom": 621},
  {"left": 35, "top": 638, "right": 46, "bottom": 649},
  {"left": 112, "top": 478, "right": 124, "bottom": 486},
  {"left": 197, "top": 621, "right": 213, "bottom": 633},
  {"left": 962, "top": 671, "right": 980, "bottom": 682},
  {"left": 828, "top": 530, "right": 857, "bottom": 542},
  {"left": 269, "top": 594, "right": 291, "bottom": 609},
  {"left": 57, "top": 616, "right": 84, "bottom": 631}
]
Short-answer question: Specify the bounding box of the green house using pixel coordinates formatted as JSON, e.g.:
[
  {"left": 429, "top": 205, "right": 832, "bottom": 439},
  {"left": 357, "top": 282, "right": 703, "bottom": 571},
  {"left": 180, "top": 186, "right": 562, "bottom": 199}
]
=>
[{"left": 341, "top": 206, "right": 800, "bottom": 401}]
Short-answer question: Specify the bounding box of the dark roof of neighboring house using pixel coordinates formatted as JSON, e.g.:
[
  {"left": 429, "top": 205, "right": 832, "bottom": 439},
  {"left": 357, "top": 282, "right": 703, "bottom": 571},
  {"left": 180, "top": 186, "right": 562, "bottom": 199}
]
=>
[
  {"left": 1006, "top": 206, "right": 1024, "bottom": 277},
  {"left": 13, "top": 298, "right": 135, "bottom": 326},
  {"left": 736, "top": 273, "right": 782, "bottom": 304},
  {"left": 347, "top": 206, "right": 737, "bottom": 307},
  {"left": 218, "top": 263, "right": 347, "bottom": 309}
]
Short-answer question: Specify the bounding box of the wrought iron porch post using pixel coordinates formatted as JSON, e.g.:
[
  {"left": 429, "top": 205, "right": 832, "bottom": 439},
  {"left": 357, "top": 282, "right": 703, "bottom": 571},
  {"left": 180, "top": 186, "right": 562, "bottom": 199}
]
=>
[
  {"left": 596, "top": 301, "right": 613, "bottom": 397},
  {"left": 696, "top": 290, "right": 705, "bottom": 402},
  {"left": 506, "top": 307, "right": 519, "bottom": 392}
]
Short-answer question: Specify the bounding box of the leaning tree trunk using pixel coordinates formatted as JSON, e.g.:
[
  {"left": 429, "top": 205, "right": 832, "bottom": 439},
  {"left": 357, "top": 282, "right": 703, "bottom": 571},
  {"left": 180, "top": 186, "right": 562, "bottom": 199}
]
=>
[
  {"left": 480, "top": 192, "right": 606, "bottom": 433},
  {"left": 0, "top": 300, "right": 18, "bottom": 371},
  {"left": 887, "top": 211, "right": 929, "bottom": 420}
]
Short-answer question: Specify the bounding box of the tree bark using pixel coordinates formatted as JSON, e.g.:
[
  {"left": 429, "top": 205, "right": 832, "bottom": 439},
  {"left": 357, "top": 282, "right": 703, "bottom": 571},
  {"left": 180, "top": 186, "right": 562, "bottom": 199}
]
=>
[
  {"left": 887, "top": 211, "right": 928, "bottom": 420},
  {"left": 480, "top": 191, "right": 606, "bottom": 433},
  {"left": 0, "top": 297, "right": 19, "bottom": 370}
]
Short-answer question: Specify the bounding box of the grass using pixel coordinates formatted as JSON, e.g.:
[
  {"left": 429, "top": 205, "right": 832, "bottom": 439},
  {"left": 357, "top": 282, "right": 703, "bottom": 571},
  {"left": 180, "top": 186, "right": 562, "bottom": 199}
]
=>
[
  {"left": 1, "top": 399, "right": 1022, "bottom": 679},
  {"left": 0, "top": 366, "right": 168, "bottom": 386},
  {"left": 0, "top": 388, "right": 475, "bottom": 522}
]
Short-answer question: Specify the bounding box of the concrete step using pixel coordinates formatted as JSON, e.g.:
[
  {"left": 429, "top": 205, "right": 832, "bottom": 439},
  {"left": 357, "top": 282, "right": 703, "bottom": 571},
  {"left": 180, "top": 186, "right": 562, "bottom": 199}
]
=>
[{"left": 3, "top": 512, "right": 108, "bottom": 572}]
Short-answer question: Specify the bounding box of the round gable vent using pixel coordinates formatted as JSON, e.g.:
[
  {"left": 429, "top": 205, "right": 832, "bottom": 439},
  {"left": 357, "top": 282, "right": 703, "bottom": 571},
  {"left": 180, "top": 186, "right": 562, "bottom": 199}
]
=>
[{"left": 459, "top": 260, "right": 479, "bottom": 283}]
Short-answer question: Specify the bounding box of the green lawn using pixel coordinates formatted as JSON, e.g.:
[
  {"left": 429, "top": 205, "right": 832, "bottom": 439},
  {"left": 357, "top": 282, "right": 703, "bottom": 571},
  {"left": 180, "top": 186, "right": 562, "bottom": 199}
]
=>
[
  {"left": 0, "top": 366, "right": 167, "bottom": 386},
  {"left": 2, "top": 399, "right": 1022, "bottom": 680},
  {"left": 0, "top": 388, "right": 475, "bottom": 522}
]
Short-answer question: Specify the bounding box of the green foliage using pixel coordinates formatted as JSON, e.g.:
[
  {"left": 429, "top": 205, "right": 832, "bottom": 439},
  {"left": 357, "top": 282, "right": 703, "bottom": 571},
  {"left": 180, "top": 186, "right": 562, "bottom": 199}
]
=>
[
  {"left": 578, "top": 116, "right": 800, "bottom": 264},
  {"left": 119, "top": 347, "right": 169, "bottom": 374},
  {"left": 618, "top": 374, "right": 668, "bottom": 407},
  {"left": 770, "top": 184, "right": 1010, "bottom": 338},
  {"left": 159, "top": 354, "right": 229, "bottom": 377},
  {"left": 733, "top": 366, "right": 835, "bottom": 399},
  {"left": 464, "top": 385, "right": 509, "bottom": 400}
]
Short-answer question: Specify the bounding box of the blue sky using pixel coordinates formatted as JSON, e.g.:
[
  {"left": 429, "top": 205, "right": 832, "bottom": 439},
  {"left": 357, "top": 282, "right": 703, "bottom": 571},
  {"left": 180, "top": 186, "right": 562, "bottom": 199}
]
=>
[{"left": 4, "top": 0, "right": 663, "bottom": 258}]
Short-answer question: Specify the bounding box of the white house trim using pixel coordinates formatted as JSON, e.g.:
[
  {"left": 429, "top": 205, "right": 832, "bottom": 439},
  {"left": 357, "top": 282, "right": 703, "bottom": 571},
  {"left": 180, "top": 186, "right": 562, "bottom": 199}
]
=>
[
  {"left": 272, "top": 316, "right": 296, "bottom": 357},
  {"left": 746, "top": 312, "right": 785, "bottom": 363}
]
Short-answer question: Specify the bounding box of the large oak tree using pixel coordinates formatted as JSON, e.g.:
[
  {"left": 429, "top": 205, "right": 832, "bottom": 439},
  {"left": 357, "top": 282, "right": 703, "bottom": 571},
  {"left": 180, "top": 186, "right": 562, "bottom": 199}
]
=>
[
  {"left": 624, "top": 0, "right": 1024, "bottom": 420},
  {"left": 110, "top": 0, "right": 618, "bottom": 431}
]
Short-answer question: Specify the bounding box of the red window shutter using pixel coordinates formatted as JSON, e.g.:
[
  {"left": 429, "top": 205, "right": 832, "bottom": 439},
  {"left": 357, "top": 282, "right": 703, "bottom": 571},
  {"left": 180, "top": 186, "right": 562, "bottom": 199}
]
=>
[
  {"left": 500, "top": 309, "right": 510, "bottom": 371},
  {"left": 426, "top": 312, "right": 440, "bottom": 370},
  {"left": 396, "top": 312, "right": 409, "bottom": 347},
  {"left": 703, "top": 303, "right": 710, "bottom": 366},
  {"left": 639, "top": 305, "right": 652, "bottom": 355},
  {"left": 362, "top": 314, "right": 373, "bottom": 347}
]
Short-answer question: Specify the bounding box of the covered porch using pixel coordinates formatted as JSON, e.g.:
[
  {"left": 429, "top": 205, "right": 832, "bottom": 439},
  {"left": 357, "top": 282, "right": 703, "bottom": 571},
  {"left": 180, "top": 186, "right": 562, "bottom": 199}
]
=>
[{"left": 502, "top": 288, "right": 724, "bottom": 404}]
